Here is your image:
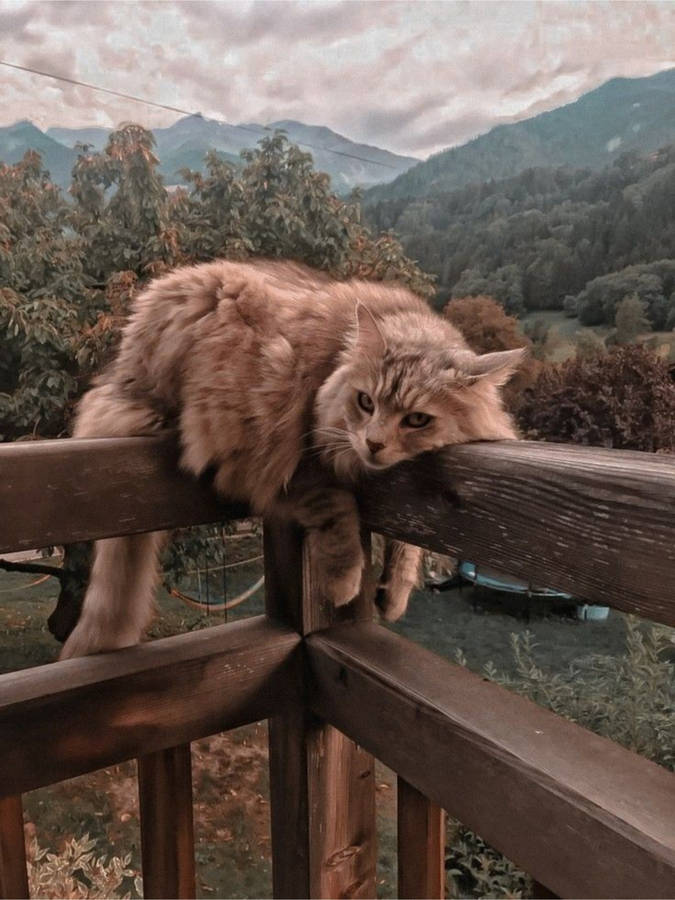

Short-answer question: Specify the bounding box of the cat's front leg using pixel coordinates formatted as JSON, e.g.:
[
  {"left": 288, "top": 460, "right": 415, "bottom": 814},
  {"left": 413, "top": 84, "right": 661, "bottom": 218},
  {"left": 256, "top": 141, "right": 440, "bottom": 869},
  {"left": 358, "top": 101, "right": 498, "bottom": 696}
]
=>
[
  {"left": 289, "top": 487, "right": 365, "bottom": 607},
  {"left": 376, "top": 540, "right": 423, "bottom": 621}
]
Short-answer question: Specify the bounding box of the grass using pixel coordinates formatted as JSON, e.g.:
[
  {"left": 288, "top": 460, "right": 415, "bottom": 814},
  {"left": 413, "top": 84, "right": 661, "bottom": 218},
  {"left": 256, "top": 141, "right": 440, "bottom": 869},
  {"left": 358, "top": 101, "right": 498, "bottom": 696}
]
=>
[
  {"left": 520, "top": 310, "right": 675, "bottom": 363},
  {"left": 0, "top": 545, "right": 655, "bottom": 898}
]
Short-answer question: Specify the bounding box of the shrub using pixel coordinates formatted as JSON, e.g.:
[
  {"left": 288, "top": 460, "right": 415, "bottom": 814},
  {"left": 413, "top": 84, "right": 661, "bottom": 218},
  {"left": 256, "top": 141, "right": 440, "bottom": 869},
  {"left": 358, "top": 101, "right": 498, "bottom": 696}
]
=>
[
  {"left": 27, "top": 834, "right": 141, "bottom": 899},
  {"left": 517, "top": 345, "right": 675, "bottom": 451}
]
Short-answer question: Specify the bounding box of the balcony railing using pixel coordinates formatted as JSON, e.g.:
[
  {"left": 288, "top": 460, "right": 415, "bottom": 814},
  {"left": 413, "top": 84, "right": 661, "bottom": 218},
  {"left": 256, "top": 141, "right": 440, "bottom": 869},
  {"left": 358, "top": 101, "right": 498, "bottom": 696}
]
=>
[{"left": 0, "top": 436, "right": 673, "bottom": 899}]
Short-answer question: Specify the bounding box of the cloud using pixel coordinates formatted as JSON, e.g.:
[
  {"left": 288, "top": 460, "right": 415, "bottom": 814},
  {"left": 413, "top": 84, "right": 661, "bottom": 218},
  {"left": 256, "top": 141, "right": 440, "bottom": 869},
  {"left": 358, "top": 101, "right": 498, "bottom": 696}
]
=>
[{"left": 0, "top": 0, "right": 673, "bottom": 157}]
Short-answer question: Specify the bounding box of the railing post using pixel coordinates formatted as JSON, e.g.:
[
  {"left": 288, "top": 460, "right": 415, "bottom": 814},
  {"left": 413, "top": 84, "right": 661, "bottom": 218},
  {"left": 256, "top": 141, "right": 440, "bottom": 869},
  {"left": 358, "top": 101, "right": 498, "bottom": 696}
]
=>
[
  {"left": 138, "top": 744, "right": 195, "bottom": 899},
  {"left": 0, "top": 795, "right": 29, "bottom": 900},
  {"left": 264, "top": 519, "right": 377, "bottom": 899},
  {"left": 397, "top": 777, "right": 445, "bottom": 899}
]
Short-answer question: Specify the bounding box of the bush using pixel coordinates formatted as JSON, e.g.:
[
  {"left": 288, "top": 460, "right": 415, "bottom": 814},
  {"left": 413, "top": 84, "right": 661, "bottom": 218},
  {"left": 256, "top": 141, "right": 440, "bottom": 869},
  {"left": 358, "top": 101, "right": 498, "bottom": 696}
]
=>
[
  {"left": 517, "top": 345, "right": 675, "bottom": 451},
  {"left": 447, "top": 616, "right": 675, "bottom": 897},
  {"left": 27, "top": 834, "right": 141, "bottom": 899}
]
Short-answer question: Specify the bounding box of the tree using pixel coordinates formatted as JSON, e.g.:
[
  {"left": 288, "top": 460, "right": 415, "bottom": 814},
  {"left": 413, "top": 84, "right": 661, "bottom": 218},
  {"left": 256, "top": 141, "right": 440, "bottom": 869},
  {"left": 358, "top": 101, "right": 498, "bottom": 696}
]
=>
[
  {"left": 517, "top": 345, "right": 675, "bottom": 451},
  {"left": 614, "top": 292, "right": 650, "bottom": 344}
]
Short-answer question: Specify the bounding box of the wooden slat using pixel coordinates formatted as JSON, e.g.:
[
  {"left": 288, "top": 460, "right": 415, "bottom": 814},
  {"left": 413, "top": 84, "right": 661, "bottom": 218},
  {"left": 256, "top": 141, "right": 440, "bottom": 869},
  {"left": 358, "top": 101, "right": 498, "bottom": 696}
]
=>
[
  {"left": 0, "top": 616, "right": 300, "bottom": 797},
  {"left": 138, "top": 744, "right": 195, "bottom": 899},
  {"left": 264, "top": 520, "right": 377, "bottom": 899},
  {"left": 307, "top": 623, "right": 675, "bottom": 900},
  {"left": 0, "top": 795, "right": 28, "bottom": 900},
  {"left": 397, "top": 778, "right": 445, "bottom": 899},
  {"left": 359, "top": 440, "right": 675, "bottom": 626},
  {"left": 0, "top": 436, "right": 248, "bottom": 553}
]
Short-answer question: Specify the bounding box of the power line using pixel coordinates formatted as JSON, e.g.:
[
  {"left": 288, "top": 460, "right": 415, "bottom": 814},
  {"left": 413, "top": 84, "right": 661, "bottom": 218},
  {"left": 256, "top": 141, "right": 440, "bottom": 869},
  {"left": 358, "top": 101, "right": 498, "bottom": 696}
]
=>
[{"left": 0, "top": 58, "right": 399, "bottom": 170}]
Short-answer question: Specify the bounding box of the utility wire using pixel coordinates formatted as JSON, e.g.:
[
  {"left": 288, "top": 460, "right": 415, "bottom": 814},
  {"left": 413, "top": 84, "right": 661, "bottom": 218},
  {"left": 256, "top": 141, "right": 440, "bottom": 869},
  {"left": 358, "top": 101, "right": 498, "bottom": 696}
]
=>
[{"left": 0, "top": 58, "right": 400, "bottom": 170}]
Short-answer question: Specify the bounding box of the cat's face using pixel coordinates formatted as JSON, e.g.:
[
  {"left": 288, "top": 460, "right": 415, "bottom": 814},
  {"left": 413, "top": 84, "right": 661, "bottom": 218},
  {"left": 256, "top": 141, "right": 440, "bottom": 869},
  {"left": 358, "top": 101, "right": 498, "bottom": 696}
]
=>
[{"left": 315, "top": 305, "right": 523, "bottom": 475}]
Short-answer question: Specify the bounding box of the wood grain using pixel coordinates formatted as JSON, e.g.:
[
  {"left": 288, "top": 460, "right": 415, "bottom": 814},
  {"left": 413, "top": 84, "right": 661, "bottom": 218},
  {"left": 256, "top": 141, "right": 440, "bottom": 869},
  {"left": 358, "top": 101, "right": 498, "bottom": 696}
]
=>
[
  {"left": 264, "top": 520, "right": 377, "bottom": 899},
  {"left": 307, "top": 623, "right": 675, "bottom": 899},
  {"left": 138, "top": 744, "right": 196, "bottom": 899},
  {"left": 0, "top": 617, "right": 300, "bottom": 797},
  {"left": 359, "top": 441, "right": 675, "bottom": 626},
  {"left": 397, "top": 777, "right": 445, "bottom": 899},
  {"left": 0, "top": 436, "right": 247, "bottom": 554},
  {"left": 3, "top": 436, "right": 673, "bottom": 624},
  {"left": 0, "top": 795, "right": 28, "bottom": 900}
]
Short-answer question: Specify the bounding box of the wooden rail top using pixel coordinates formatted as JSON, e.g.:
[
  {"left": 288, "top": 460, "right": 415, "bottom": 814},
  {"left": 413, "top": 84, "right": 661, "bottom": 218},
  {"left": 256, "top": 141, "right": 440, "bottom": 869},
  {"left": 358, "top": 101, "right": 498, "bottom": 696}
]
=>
[{"left": 1, "top": 435, "right": 673, "bottom": 625}]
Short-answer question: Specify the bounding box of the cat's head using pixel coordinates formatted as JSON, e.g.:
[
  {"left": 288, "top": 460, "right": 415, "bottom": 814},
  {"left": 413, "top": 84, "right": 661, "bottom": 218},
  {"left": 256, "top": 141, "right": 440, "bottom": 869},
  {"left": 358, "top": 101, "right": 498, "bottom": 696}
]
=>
[{"left": 315, "top": 304, "right": 524, "bottom": 476}]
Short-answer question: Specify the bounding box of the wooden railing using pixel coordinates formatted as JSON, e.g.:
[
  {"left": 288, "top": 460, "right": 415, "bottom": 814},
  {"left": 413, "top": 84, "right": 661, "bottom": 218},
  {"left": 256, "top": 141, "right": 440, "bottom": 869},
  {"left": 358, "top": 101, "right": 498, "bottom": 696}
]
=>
[{"left": 0, "top": 436, "right": 673, "bottom": 899}]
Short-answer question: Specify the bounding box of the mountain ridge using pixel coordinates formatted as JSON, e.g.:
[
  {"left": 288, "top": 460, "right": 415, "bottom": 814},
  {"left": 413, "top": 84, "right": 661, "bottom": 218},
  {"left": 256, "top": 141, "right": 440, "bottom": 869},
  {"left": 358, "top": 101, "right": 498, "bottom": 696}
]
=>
[{"left": 365, "top": 67, "right": 675, "bottom": 203}]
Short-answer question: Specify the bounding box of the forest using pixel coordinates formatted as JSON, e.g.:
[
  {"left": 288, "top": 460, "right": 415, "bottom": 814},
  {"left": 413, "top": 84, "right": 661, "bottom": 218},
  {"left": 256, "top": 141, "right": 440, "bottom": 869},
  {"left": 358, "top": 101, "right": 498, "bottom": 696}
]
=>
[{"left": 365, "top": 143, "right": 675, "bottom": 328}]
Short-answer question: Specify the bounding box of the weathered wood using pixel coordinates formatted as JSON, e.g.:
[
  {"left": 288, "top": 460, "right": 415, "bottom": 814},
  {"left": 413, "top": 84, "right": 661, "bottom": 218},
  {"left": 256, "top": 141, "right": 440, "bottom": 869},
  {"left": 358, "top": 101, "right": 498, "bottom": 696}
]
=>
[
  {"left": 0, "top": 616, "right": 300, "bottom": 797},
  {"left": 0, "top": 795, "right": 28, "bottom": 900},
  {"left": 0, "top": 436, "right": 248, "bottom": 554},
  {"left": 397, "top": 778, "right": 445, "bottom": 899},
  {"left": 359, "top": 441, "right": 675, "bottom": 626},
  {"left": 265, "top": 520, "right": 377, "bottom": 899},
  {"left": 308, "top": 623, "right": 675, "bottom": 900},
  {"left": 138, "top": 744, "right": 195, "bottom": 899},
  {"left": 3, "top": 436, "right": 674, "bottom": 624}
]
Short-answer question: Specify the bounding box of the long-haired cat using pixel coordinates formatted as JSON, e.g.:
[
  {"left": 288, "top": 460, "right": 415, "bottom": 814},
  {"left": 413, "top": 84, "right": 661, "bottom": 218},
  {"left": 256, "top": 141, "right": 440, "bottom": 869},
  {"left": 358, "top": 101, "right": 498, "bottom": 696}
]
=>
[{"left": 61, "top": 259, "right": 522, "bottom": 658}]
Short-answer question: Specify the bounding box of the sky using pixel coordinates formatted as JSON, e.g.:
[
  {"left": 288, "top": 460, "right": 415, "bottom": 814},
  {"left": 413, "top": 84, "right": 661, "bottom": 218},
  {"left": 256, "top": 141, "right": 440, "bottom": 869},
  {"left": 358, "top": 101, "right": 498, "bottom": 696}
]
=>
[{"left": 1, "top": 0, "right": 674, "bottom": 160}]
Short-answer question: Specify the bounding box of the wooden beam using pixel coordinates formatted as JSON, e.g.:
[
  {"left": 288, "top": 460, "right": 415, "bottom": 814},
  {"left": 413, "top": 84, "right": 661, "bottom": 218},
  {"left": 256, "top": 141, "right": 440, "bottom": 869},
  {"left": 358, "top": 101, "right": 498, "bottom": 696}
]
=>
[
  {"left": 0, "top": 436, "right": 248, "bottom": 553},
  {"left": 307, "top": 624, "right": 675, "bottom": 900},
  {"left": 397, "top": 777, "right": 445, "bottom": 899},
  {"left": 2, "top": 436, "right": 673, "bottom": 624},
  {"left": 358, "top": 441, "right": 675, "bottom": 626},
  {"left": 0, "top": 616, "right": 300, "bottom": 797},
  {"left": 264, "top": 520, "right": 377, "bottom": 899},
  {"left": 138, "top": 744, "right": 195, "bottom": 899},
  {"left": 0, "top": 795, "right": 28, "bottom": 900}
]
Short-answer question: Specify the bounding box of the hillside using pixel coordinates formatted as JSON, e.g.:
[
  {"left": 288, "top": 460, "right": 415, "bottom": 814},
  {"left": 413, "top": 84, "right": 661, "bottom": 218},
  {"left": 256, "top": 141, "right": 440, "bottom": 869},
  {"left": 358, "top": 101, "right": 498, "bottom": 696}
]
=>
[
  {"left": 366, "top": 142, "right": 675, "bottom": 330},
  {"left": 0, "top": 120, "right": 77, "bottom": 187},
  {"left": 366, "top": 67, "right": 675, "bottom": 203},
  {"left": 35, "top": 116, "right": 418, "bottom": 191}
]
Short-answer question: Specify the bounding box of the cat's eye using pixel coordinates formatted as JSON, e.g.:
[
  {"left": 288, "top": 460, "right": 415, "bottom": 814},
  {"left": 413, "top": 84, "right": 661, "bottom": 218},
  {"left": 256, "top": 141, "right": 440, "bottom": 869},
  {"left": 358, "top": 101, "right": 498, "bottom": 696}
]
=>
[
  {"left": 402, "top": 412, "right": 432, "bottom": 429},
  {"left": 357, "top": 391, "right": 374, "bottom": 414}
]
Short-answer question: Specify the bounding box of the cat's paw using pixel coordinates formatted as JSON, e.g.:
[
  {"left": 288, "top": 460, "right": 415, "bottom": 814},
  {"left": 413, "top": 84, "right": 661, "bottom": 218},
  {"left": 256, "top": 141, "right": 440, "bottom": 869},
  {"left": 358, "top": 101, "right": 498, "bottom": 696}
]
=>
[
  {"left": 59, "top": 622, "right": 141, "bottom": 660},
  {"left": 325, "top": 560, "right": 364, "bottom": 608},
  {"left": 375, "top": 582, "right": 413, "bottom": 622}
]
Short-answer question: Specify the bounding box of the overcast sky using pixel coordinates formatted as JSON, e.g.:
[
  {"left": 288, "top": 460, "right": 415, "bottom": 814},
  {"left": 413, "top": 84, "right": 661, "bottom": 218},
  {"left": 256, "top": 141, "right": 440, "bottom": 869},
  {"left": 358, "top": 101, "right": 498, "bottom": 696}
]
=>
[{"left": 1, "top": 0, "right": 674, "bottom": 159}]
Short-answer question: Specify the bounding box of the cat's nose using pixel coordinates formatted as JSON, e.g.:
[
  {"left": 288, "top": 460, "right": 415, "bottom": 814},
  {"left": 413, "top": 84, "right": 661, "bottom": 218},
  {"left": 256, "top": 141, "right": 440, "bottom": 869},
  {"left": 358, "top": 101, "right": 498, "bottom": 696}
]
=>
[{"left": 366, "top": 439, "right": 385, "bottom": 455}]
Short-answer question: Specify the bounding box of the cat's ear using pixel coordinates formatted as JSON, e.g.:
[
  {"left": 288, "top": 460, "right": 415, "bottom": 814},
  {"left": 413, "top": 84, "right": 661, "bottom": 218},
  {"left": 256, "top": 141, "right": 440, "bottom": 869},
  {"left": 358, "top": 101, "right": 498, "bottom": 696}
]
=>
[
  {"left": 460, "top": 347, "right": 526, "bottom": 385},
  {"left": 354, "top": 303, "right": 386, "bottom": 355}
]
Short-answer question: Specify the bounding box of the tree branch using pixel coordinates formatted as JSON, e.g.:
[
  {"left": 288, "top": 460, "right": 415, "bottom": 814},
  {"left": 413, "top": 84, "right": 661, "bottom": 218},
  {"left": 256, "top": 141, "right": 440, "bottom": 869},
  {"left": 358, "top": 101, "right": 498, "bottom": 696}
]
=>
[{"left": 0, "top": 558, "right": 64, "bottom": 581}]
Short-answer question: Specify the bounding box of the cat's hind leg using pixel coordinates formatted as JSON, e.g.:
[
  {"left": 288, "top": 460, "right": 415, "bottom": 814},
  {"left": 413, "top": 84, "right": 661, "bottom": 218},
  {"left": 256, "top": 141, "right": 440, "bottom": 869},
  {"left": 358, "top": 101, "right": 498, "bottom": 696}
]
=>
[
  {"left": 60, "top": 383, "right": 169, "bottom": 658},
  {"left": 376, "top": 540, "right": 422, "bottom": 621},
  {"left": 60, "top": 531, "right": 166, "bottom": 658}
]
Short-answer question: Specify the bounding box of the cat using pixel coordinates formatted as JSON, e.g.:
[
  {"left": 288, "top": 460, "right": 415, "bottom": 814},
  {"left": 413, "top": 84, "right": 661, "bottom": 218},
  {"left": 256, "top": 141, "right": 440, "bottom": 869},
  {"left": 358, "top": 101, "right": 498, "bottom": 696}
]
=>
[{"left": 61, "top": 259, "right": 522, "bottom": 658}]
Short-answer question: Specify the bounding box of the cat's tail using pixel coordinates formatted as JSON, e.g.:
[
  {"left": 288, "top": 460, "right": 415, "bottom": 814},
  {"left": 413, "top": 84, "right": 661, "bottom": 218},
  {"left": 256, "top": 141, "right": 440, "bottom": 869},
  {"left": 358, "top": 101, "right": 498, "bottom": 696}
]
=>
[{"left": 61, "top": 383, "right": 167, "bottom": 659}]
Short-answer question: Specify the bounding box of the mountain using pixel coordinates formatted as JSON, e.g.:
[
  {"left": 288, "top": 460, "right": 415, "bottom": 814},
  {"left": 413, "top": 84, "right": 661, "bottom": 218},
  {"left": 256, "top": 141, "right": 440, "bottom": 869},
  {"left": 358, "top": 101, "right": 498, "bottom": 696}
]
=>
[
  {"left": 365, "top": 67, "right": 675, "bottom": 203},
  {"left": 0, "top": 120, "right": 78, "bottom": 187},
  {"left": 39, "top": 116, "right": 419, "bottom": 192}
]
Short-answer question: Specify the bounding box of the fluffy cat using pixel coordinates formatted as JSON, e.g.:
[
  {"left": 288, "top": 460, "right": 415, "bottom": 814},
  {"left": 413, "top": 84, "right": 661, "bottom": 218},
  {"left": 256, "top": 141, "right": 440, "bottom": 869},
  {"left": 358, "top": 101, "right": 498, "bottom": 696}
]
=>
[{"left": 61, "top": 259, "right": 522, "bottom": 658}]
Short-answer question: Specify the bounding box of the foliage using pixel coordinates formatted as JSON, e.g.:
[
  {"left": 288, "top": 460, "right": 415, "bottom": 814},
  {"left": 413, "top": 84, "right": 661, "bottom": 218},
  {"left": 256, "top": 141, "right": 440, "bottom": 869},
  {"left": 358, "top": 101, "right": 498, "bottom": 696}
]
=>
[
  {"left": 366, "top": 143, "right": 675, "bottom": 317},
  {"left": 487, "top": 621, "right": 674, "bottom": 771},
  {"left": 613, "top": 292, "right": 651, "bottom": 344},
  {"left": 445, "top": 823, "right": 531, "bottom": 899},
  {"left": 517, "top": 345, "right": 675, "bottom": 451},
  {"left": 0, "top": 152, "right": 89, "bottom": 440},
  {"left": 442, "top": 295, "right": 540, "bottom": 410},
  {"left": 27, "top": 834, "right": 141, "bottom": 900},
  {"left": 448, "top": 616, "right": 675, "bottom": 898}
]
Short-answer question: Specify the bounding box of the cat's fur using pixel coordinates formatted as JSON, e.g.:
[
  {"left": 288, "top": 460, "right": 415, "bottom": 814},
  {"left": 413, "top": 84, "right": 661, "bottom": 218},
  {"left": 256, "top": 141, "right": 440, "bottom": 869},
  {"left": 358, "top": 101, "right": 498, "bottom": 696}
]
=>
[{"left": 62, "top": 259, "right": 522, "bottom": 658}]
